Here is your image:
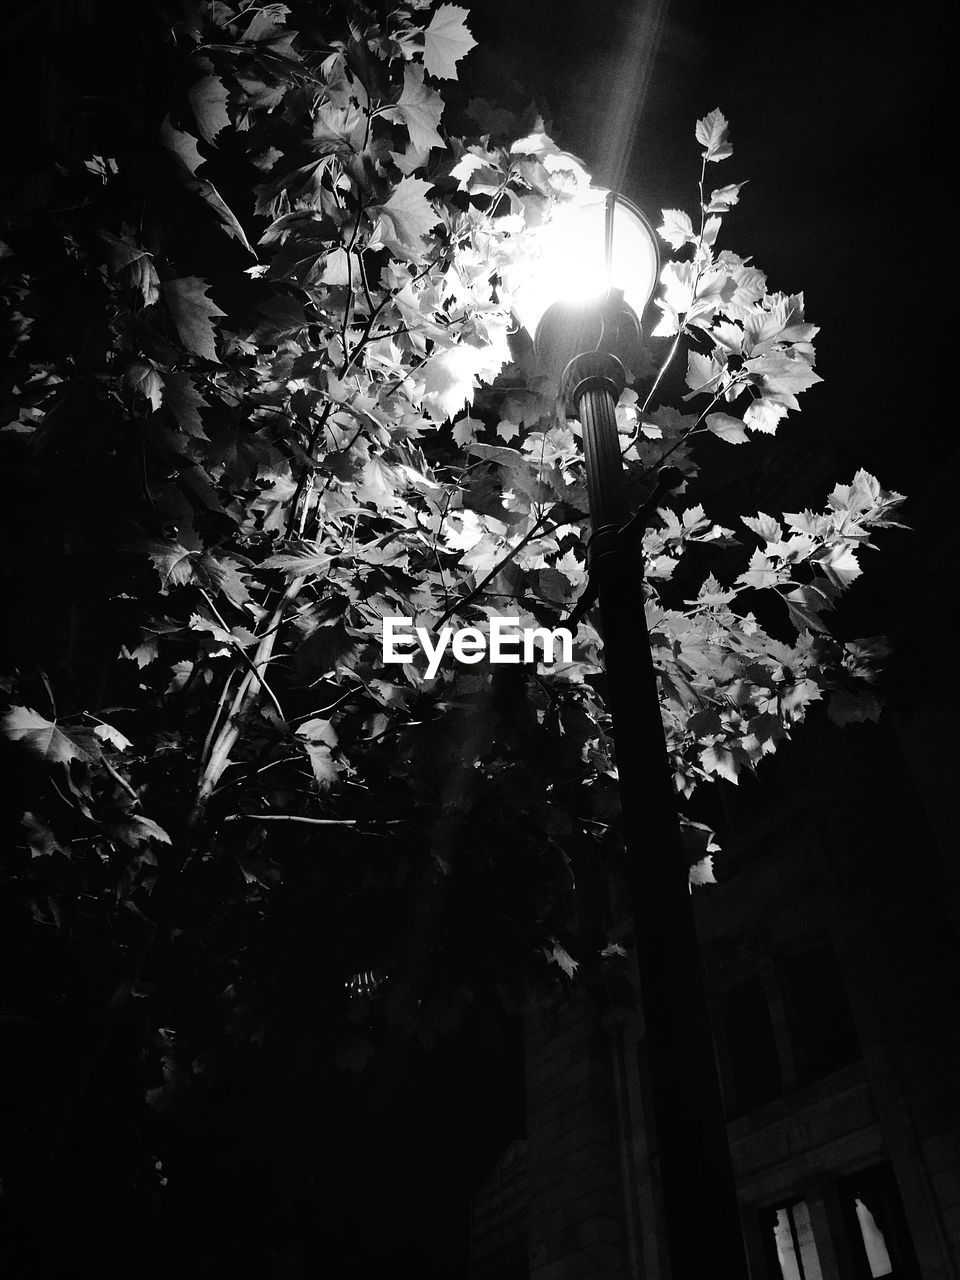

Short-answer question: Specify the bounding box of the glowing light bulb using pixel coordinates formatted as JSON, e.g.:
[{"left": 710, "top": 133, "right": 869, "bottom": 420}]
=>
[{"left": 510, "top": 186, "right": 659, "bottom": 338}]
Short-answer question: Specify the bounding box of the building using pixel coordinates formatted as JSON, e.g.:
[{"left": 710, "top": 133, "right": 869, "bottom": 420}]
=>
[{"left": 471, "top": 459, "right": 960, "bottom": 1278}]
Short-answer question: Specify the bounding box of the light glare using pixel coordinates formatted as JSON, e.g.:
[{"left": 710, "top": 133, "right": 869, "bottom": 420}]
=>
[{"left": 511, "top": 187, "right": 659, "bottom": 335}]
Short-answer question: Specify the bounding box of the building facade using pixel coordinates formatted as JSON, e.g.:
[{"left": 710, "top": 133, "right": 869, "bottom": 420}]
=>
[{"left": 471, "top": 705, "right": 960, "bottom": 1279}]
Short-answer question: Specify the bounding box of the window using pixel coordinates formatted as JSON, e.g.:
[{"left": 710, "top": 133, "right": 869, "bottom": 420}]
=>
[
  {"left": 854, "top": 1197, "right": 893, "bottom": 1277},
  {"left": 838, "top": 1165, "right": 920, "bottom": 1279},
  {"left": 780, "top": 946, "right": 860, "bottom": 1084},
  {"left": 720, "top": 975, "right": 781, "bottom": 1115},
  {"left": 761, "top": 1201, "right": 824, "bottom": 1280}
]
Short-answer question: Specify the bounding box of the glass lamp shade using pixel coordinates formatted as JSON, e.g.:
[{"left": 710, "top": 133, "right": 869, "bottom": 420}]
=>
[{"left": 510, "top": 186, "right": 660, "bottom": 340}]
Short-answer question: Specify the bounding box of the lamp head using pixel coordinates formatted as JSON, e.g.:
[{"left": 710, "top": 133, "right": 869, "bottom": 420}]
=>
[{"left": 509, "top": 183, "right": 660, "bottom": 381}]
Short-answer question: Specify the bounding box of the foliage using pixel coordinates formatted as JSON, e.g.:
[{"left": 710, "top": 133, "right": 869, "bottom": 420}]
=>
[{"left": 0, "top": 1, "right": 903, "bottom": 1256}]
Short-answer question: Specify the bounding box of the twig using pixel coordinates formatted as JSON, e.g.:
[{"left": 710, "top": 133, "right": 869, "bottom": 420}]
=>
[
  {"left": 197, "top": 589, "right": 286, "bottom": 722},
  {"left": 433, "top": 514, "right": 559, "bottom": 631},
  {"left": 224, "top": 813, "right": 408, "bottom": 826}
]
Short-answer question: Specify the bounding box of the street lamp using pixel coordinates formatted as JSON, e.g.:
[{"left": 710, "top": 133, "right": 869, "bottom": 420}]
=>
[{"left": 515, "top": 183, "right": 750, "bottom": 1278}]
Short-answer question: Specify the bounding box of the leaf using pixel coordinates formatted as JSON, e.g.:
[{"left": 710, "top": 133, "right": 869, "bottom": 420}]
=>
[
  {"left": 99, "top": 232, "right": 160, "bottom": 306},
  {"left": 741, "top": 512, "right": 782, "bottom": 542},
  {"left": 686, "top": 350, "right": 721, "bottom": 393},
  {"left": 695, "top": 108, "right": 733, "bottom": 162},
  {"left": 452, "top": 414, "right": 481, "bottom": 448},
  {"left": 546, "top": 940, "right": 578, "bottom": 978},
  {"left": 421, "top": 343, "right": 486, "bottom": 422},
  {"left": 22, "top": 812, "right": 59, "bottom": 858},
  {"left": 2, "top": 707, "right": 98, "bottom": 767},
  {"left": 750, "top": 351, "right": 822, "bottom": 396},
  {"left": 422, "top": 4, "right": 477, "bottom": 79},
  {"left": 700, "top": 743, "right": 740, "bottom": 783},
  {"left": 297, "top": 717, "right": 338, "bottom": 747},
  {"left": 782, "top": 585, "right": 833, "bottom": 633},
  {"left": 371, "top": 177, "right": 440, "bottom": 260},
  {"left": 260, "top": 544, "right": 332, "bottom": 578},
  {"left": 706, "top": 183, "right": 742, "bottom": 213},
  {"left": 240, "top": 3, "right": 291, "bottom": 42},
  {"left": 160, "top": 119, "right": 256, "bottom": 257},
  {"left": 93, "top": 723, "right": 133, "bottom": 751},
  {"left": 735, "top": 549, "right": 782, "bottom": 590},
  {"left": 827, "top": 689, "right": 882, "bottom": 727},
  {"left": 389, "top": 64, "right": 445, "bottom": 153},
  {"left": 705, "top": 412, "right": 748, "bottom": 443},
  {"left": 188, "top": 73, "right": 231, "bottom": 144},
  {"left": 658, "top": 208, "right": 695, "bottom": 250},
  {"left": 164, "top": 277, "right": 227, "bottom": 362},
  {"left": 124, "top": 361, "right": 164, "bottom": 411},
  {"left": 297, "top": 717, "right": 340, "bottom": 789},
  {"left": 449, "top": 151, "right": 484, "bottom": 187},
  {"left": 689, "top": 856, "right": 717, "bottom": 886},
  {"left": 820, "top": 544, "right": 861, "bottom": 590},
  {"left": 163, "top": 371, "right": 208, "bottom": 437},
  {"left": 207, "top": 425, "right": 282, "bottom": 483},
  {"left": 140, "top": 540, "right": 197, "bottom": 589},
  {"left": 466, "top": 442, "right": 525, "bottom": 468},
  {"left": 124, "top": 815, "right": 173, "bottom": 846},
  {"left": 743, "top": 396, "right": 787, "bottom": 434},
  {"left": 496, "top": 418, "right": 520, "bottom": 443}
]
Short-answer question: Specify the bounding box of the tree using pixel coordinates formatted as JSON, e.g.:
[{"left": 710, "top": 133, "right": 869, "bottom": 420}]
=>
[{"left": 0, "top": 0, "right": 904, "bottom": 1270}]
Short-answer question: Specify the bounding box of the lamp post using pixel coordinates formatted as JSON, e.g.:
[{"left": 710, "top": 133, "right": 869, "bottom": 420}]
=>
[{"left": 514, "top": 185, "right": 749, "bottom": 1277}]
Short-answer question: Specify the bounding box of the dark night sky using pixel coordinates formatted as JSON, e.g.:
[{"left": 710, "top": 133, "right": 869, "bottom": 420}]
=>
[{"left": 462, "top": 0, "right": 940, "bottom": 506}]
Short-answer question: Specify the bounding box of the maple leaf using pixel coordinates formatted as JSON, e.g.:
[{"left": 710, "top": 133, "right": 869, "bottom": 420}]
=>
[
  {"left": 370, "top": 177, "right": 440, "bottom": 261},
  {"left": 449, "top": 151, "right": 484, "bottom": 188},
  {"left": 93, "top": 723, "right": 133, "bottom": 751},
  {"left": 686, "top": 350, "right": 722, "bottom": 393},
  {"left": 164, "top": 277, "right": 227, "bottom": 362},
  {"left": 782, "top": 585, "right": 833, "bottom": 634},
  {"left": 695, "top": 108, "right": 733, "bottom": 162},
  {"left": 2, "top": 707, "right": 99, "bottom": 767},
  {"left": 297, "top": 717, "right": 340, "bottom": 790},
  {"left": 689, "top": 855, "right": 717, "bottom": 886},
  {"left": 162, "top": 371, "right": 208, "bottom": 437},
  {"left": 820, "top": 544, "right": 861, "bottom": 590},
  {"left": 21, "top": 812, "right": 59, "bottom": 858},
  {"left": 741, "top": 513, "right": 782, "bottom": 542},
  {"left": 387, "top": 64, "right": 445, "bottom": 153},
  {"left": 743, "top": 396, "right": 788, "bottom": 434},
  {"left": 736, "top": 550, "right": 783, "bottom": 590},
  {"left": 124, "top": 361, "right": 163, "bottom": 411},
  {"left": 260, "top": 544, "right": 332, "bottom": 578},
  {"left": 421, "top": 344, "right": 488, "bottom": 423},
  {"left": 700, "top": 743, "right": 740, "bottom": 783},
  {"left": 545, "top": 940, "right": 578, "bottom": 979},
  {"left": 140, "top": 540, "right": 197, "bottom": 589},
  {"left": 207, "top": 426, "right": 282, "bottom": 484},
  {"left": 452, "top": 415, "right": 481, "bottom": 448},
  {"left": 100, "top": 232, "right": 160, "bottom": 306},
  {"left": 188, "top": 72, "right": 231, "bottom": 144},
  {"left": 827, "top": 689, "right": 882, "bottom": 727},
  {"left": 160, "top": 119, "right": 256, "bottom": 257},
  {"left": 706, "top": 412, "right": 748, "bottom": 443},
  {"left": 240, "top": 3, "right": 291, "bottom": 42},
  {"left": 464, "top": 96, "right": 517, "bottom": 137},
  {"left": 422, "top": 4, "right": 477, "bottom": 80},
  {"left": 749, "top": 351, "right": 822, "bottom": 396},
  {"left": 705, "top": 183, "right": 742, "bottom": 212}
]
